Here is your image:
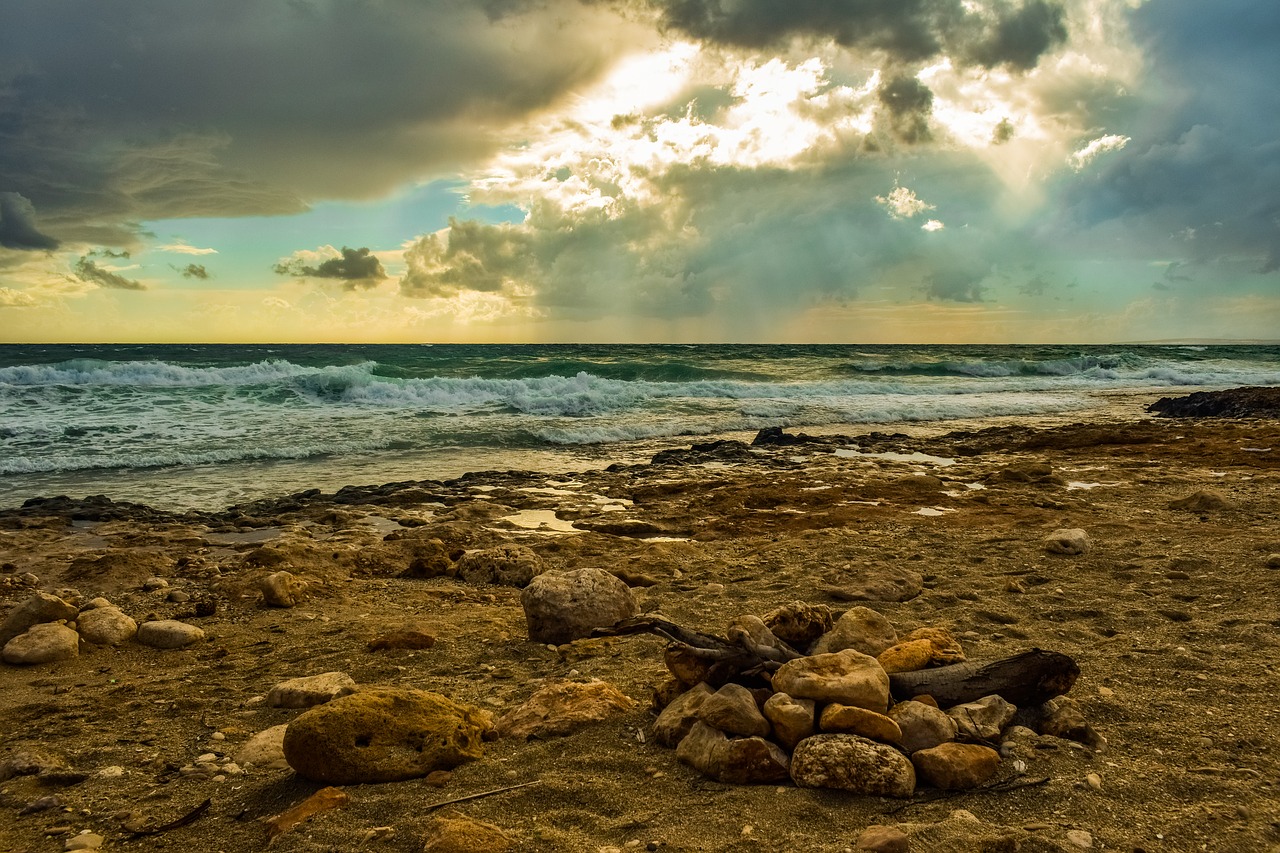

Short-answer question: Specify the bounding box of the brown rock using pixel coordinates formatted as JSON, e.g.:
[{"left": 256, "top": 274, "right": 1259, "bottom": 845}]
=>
[
  {"left": 267, "top": 672, "right": 358, "bottom": 709},
  {"left": 455, "top": 545, "right": 545, "bottom": 588},
  {"left": 790, "top": 734, "right": 915, "bottom": 798},
  {"left": 403, "top": 539, "right": 456, "bottom": 578},
  {"left": 772, "top": 649, "right": 890, "bottom": 712},
  {"left": 878, "top": 628, "right": 964, "bottom": 674},
  {"left": 2, "top": 622, "right": 79, "bottom": 665},
  {"left": 653, "top": 682, "right": 714, "bottom": 747},
  {"left": 698, "top": 682, "right": 771, "bottom": 738},
  {"left": 520, "top": 568, "right": 638, "bottom": 644},
  {"left": 762, "top": 692, "right": 815, "bottom": 751},
  {"left": 260, "top": 571, "right": 304, "bottom": 607},
  {"left": 675, "top": 722, "right": 790, "bottom": 785},
  {"left": 821, "top": 566, "right": 923, "bottom": 603},
  {"left": 0, "top": 592, "right": 78, "bottom": 647},
  {"left": 497, "top": 679, "right": 635, "bottom": 739},
  {"left": 367, "top": 629, "right": 437, "bottom": 651},
  {"left": 811, "top": 606, "right": 898, "bottom": 657},
  {"left": 911, "top": 743, "right": 1001, "bottom": 789},
  {"left": 889, "top": 700, "right": 957, "bottom": 754},
  {"left": 76, "top": 606, "right": 137, "bottom": 646},
  {"left": 1169, "top": 490, "right": 1231, "bottom": 512},
  {"left": 283, "top": 687, "right": 493, "bottom": 784},
  {"left": 134, "top": 619, "right": 205, "bottom": 649},
  {"left": 819, "top": 703, "right": 902, "bottom": 742},
  {"left": 763, "top": 601, "right": 834, "bottom": 647},
  {"left": 947, "top": 695, "right": 1017, "bottom": 741},
  {"left": 1044, "top": 528, "right": 1091, "bottom": 556}
]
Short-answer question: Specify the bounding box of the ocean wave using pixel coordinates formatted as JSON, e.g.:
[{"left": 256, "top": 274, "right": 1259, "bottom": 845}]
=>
[{"left": 0, "top": 358, "right": 380, "bottom": 388}]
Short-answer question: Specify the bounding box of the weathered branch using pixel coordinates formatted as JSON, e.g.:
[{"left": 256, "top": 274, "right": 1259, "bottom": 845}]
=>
[{"left": 888, "top": 649, "right": 1079, "bottom": 707}]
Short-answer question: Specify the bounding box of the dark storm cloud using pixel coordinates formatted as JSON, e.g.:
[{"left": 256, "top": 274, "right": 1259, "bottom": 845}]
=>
[
  {"left": 73, "top": 257, "right": 144, "bottom": 290},
  {"left": 174, "top": 263, "right": 210, "bottom": 279},
  {"left": 275, "top": 247, "right": 386, "bottom": 288},
  {"left": 641, "top": 0, "right": 1068, "bottom": 69},
  {"left": 1059, "top": 0, "right": 1280, "bottom": 275},
  {"left": 924, "top": 264, "right": 989, "bottom": 302},
  {"left": 0, "top": 0, "right": 640, "bottom": 247},
  {"left": 877, "top": 74, "right": 934, "bottom": 143},
  {"left": 0, "top": 193, "right": 59, "bottom": 250}
]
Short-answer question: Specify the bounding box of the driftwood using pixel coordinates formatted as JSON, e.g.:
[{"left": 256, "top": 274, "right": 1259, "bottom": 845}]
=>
[
  {"left": 596, "top": 617, "right": 1079, "bottom": 706},
  {"left": 887, "top": 649, "right": 1079, "bottom": 707}
]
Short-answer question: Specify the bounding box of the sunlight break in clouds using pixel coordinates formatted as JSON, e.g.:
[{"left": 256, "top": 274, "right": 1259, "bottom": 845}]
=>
[
  {"left": 876, "top": 187, "right": 938, "bottom": 220},
  {"left": 1069, "top": 133, "right": 1131, "bottom": 170}
]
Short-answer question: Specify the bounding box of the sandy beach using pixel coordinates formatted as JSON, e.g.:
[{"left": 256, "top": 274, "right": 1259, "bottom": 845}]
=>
[{"left": 2, "top": 398, "right": 1279, "bottom": 853}]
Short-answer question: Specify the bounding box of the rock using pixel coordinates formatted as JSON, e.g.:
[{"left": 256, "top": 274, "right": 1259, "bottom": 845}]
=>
[
  {"left": 284, "top": 687, "right": 493, "bottom": 784},
  {"left": 878, "top": 639, "right": 941, "bottom": 674},
  {"left": 497, "top": 679, "right": 636, "bottom": 739},
  {"left": 64, "top": 832, "right": 105, "bottom": 851},
  {"left": 819, "top": 704, "right": 902, "bottom": 742},
  {"left": 772, "top": 649, "right": 891, "bottom": 713},
  {"left": 790, "top": 734, "right": 915, "bottom": 798},
  {"left": 520, "top": 568, "right": 638, "bottom": 644},
  {"left": 855, "top": 825, "right": 910, "bottom": 853},
  {"left": 75, "top": 606, "right": 137, "bottom": 646},
  {"left": 367, "top": 629, "right": 437, "bottom": 651},
  {"left": 1065, "top": 829, "right": 1094, "bottom": 848},
  {"left": 456, "top": 545, "right": 545, "bottom": 587},
  {"left": 997, "top": 461, "right": 1056, "bottom": 483},
  {"left": 421, "top": 813, "right": 512, "bottom": 853},
  {"left": 1169, "top": 490, "right": 1231, "bottom": 512},
  {"left": 912, "top": 742, "right": 1000, "bottom": 789},
  {"left": 236, "top": 724, "right": 289, "bottom": 769},
  {"left": 1022, "top": 695, "right": 1106, "bottom": 750},
  {"left": 2, "top": 622, "right": 80, "bottom": 665},
  {"left": 762, "top": 601, "right": 834, "bottom": 647},
  {"left": 653, "top": 683, "right": 715, "bottom": 747},
  {"left": 726, "top": 615, "right": 801, "bottom": 662},
  {"left": 811, "top": 606, "right": 899, "bottom": 657},
  {"left": 0, "top": 750, "right": 60, "bottom": 782},
  {"left": 761, "top": 693, "right": 815, "bottom": 751},
  {"left": 889, "top": 700, "right": 958, "bottom": 754},
  {"left": 675, "top": 722, "right": 790, "bottom": 785},
  {"left": 1044, "top": 528, "right": 1091, "bottom": 555},
  {"left": 136, "top": 620, "right": 205, "bottom": 649},
  {"left": 142, "top": 576, "right": 169, "bottom": 591},
  {"left": 403, "top": 538, "right": 456, "bottom": 579},
  {"left": 902, "top": 627, "right": 965, "bottom": 662},
  {"left": 267, "top": 672, "right": 358, "bottom": 708},
  {"left": 821, "top": 566, "right": 923, "bottom": 603},
  {"left": 947, "top": 695, "right": 1017, "bottom": 741},
  {"left": 260, "top": 571, "right": 304, "bottom": 607},
  {"left": 698, "top": 683, "right": 771, "bottom": 738},
  {"left": 0, "top": 592, "right": 79, "bottom": 647},
  {"left": 1266, "top": 553, "right": 1280, "bottom": 569}
]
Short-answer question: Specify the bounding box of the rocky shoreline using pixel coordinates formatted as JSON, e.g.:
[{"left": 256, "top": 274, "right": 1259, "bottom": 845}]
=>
[{"left": 2, "top": 392, "right": 1280, "bottom": 852}]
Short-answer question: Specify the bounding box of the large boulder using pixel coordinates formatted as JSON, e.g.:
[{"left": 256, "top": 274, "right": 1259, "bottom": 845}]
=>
[
  {"left": 2, "top": 622, "right": 80, "bottom": 665},
  {"left": 283, "top": 687, "right": 493, "bottom": 784},
  {"left": 520, "top": 568, "right": 638, "bottom": 644},
  {"left": 76, "top": 606, "right": 137, "bottom": 646},
  {"left": 0, "top": 592, "right": 78, "bottom": 647},
  {"left": 790, "top": 734, "right": 916, "bottom": 798},
  {"left": 456, "top": 545, "right": 545, "bottom": 588}
]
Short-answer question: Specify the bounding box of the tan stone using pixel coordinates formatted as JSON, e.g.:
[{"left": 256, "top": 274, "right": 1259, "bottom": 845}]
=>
[
  {"left": 1044, "top": 528, "right": 1091, "bottom": 555},
  {"left": 260, "top": 571, "right": 304, "bottom": 607},
  {"left": 421, "top": 813, "right": 512, "bottom": 853},
  {"left": 497, "top": 679, "right": 635, "bottom": 739},
  {"left": 819, "top": 703, "right": 902, "bottom": 743},
  {"left": 855, "top": 825, "right": 910, "bottom": 852},
  {"left": 136, "top": 620, "right": 204, "bottom": 649},
  {"left": 771, "top": 649, "right": 890, "bottom": 712},
  {"left": 521, "top": 568, "right": 638, "bottom": 644},
  {"left": 267, "top": 672, "right": 357, "bottom": 709},
  {"left": 653, "top": 682, "right": 714, "bottom": 747},
  {"left": 762, "top": 693, "right": 815, "bottom": 751},
  {"left": 0, "top": 592, "right": 78, "bottom": 647},
  {"left": 675, "top": 722, "right": 790, "bottom": 785},
  {"left": 811, "top": 606, "right": 898, "bottom": 657},
  {"left": 889, "top": 700, "right": 957, "bottom": 754},
  {"left": 762, "top": 601, "right": 834, "bottom": 647},
  {"left": 283, "top": 687, "right": 493, "bottom": 784},
  {"left": 947, "top": 695, "right": 1016, "bottom": 741},
  {"left": 698, "top": 682, "right": 771, "bottom": 738},
  {"left": 455, "top": 545, "right": 545, "bottom": 588},
  {"left": 76, "top": 606, "right": 137, "bottom": 645},
  {"left": 2, "top": 622, "right": 79, "bottom": 665}
]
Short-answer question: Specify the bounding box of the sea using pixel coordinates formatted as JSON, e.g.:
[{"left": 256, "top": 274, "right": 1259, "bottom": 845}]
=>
[{"left": 2, "top": 343, "right": 1279, "bottom": 512}]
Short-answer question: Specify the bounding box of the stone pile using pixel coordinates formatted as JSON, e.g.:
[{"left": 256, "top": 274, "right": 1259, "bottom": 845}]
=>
[{"left": 650, "top": 601, "right": 1092, "bottom": 798}]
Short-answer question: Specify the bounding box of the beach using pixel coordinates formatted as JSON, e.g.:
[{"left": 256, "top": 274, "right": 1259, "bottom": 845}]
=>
[{"left": 2, "top": 393, "right": 1280, "bottom": 852}]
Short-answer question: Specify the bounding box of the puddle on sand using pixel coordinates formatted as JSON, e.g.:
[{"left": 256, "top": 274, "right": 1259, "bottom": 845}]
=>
[
  {"left": 834, "top": 449, "right": 956, "bottom": 466},
  {"left": 491, "top": 510, "right": 580, "bottom": 535}
]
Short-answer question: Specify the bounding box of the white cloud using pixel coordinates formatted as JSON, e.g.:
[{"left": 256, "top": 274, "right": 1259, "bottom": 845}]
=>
[
  {"left": 156, "top": 241, "right": 218, "bottom": 256},
  {"left": 922, "top": 219, "right": 946, "bottom": 231},
  {"left": 876, "top": 186, "right": 937, "bottom": 220},
  {"left": 1069, "top": 133, "right": 1131, "bottom": 170}
]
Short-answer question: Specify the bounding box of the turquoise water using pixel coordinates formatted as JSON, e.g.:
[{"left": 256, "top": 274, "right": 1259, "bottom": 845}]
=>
[{"left": 2, "top": 343, "right": 1278, "bottom": 510}]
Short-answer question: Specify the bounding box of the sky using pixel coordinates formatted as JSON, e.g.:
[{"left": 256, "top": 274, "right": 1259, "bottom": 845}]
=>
[{"left": 1, "top": 0, "right": 1277, "bottom": 344}]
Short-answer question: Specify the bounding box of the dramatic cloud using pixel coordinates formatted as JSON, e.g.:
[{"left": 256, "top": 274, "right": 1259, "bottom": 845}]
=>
[
  {"left": 275, "top": 246, "right": 387, "bottom": 288},
  {"left": 0, "top": 193, "right": 59, "bottom": 250},
  {"left": 0, "top": 287, "right": 38, "bottom": 308},
  {"left": 0, "top": 0, "right": 650, "bottom": 245},
  {"left": 73, "top": 257, "right": 144, "bottom": 291},
  {"left": 157, "top": 242, "right": 217, "bottom": 256}
]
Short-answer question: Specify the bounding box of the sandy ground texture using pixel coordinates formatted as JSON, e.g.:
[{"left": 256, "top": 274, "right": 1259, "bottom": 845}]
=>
[{"left": 1, "top": 405, "right": 1279, "bottom": 853}]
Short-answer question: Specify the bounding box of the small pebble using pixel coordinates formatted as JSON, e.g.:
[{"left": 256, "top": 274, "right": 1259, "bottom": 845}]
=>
[
  {"left": 1065, "top": 829, "right": 1093, "bottom": 849},
  {"left": 1085, "top": 772, "right": 1103, "bottom": 792},
  {"left": 1097, "top": 686, "right": 1114, "bottom": 698}
]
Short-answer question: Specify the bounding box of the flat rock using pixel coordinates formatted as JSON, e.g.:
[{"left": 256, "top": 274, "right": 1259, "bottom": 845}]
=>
[
  {"left": 821, "top": 566, "right": 923, "bottom": 602},
  {"left": 698, "top": 682, "right": 771, "bottom": 738},
  {"left": 1044, "top": 528, "right": 1091, "bottom": 555},
  {"left": 911, "top": 742, "right": 1001, "bottom": 790},
  {"left": 889, "top": 700, "right": 958, "bottom": 754},
  {"left": 790, "top": 734, "right": 916, "bottom": 798},
  {"left": 675, "top": 722, "right": 790, "bottom": 785},
  {"left": 456, "top": 544, "right": 545, "bottom": 587},
  {"left": 76, "top": 606, "right": 137, "bottom": 646},
  {"left": 0, "top": 592, "right": 79, "bottom": 647},
  {"left": 855, "top": 825, "right": 910, "bottom": 853},
  {"left": 422, "top": 813, "right": 512, "bottom": 853},
  {"left": 819, "top": 703, "right": 902, "bottom": 742},
  {"left": 367, "top": 628, "right": 436, "bottom": 651},
  {"left": 497, "top": 678, "right": 635, "bottom": 739},
  {"left": 1168, "top": 490, "right": 1231, "bottom": 512},
  {"left": 771, "top": 649, "right": 890, "bottom": 712},
  {"left": 284, "top": 687, "right": 493, "bottom": 784},
  {"left": 761, "top": 692, "right": 815, "bottom": 751},
  {"left": 136, "top": 620, "right": 205, "bottom": 649},
  {"left": 2, "top": 622, "right": 80, "bottom": 665},
  {"left": 521, "top": 568, "right": 638, "bottom": 644},
  {"left": 811, "top": 606, "right": 899, "bottom": 657},
  {"left": 653, "top": 682, "right": 715, "bottom": 747},
  {"left": 268, "top": 672, "right": 358, "bottom": 708}
]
